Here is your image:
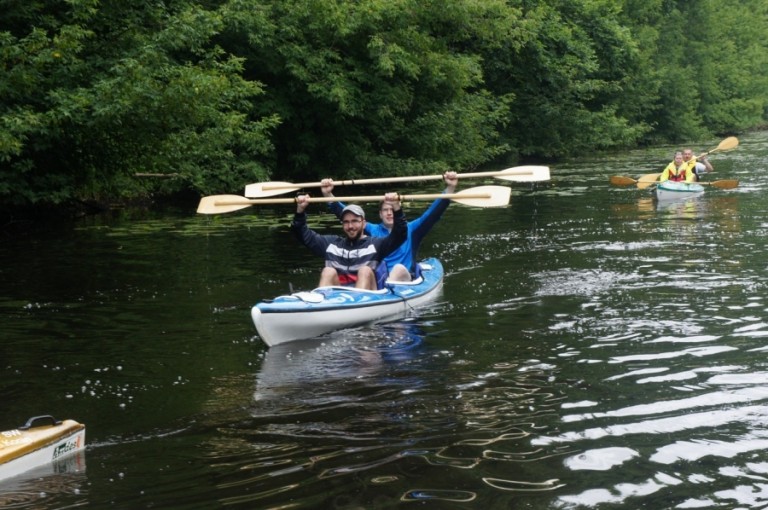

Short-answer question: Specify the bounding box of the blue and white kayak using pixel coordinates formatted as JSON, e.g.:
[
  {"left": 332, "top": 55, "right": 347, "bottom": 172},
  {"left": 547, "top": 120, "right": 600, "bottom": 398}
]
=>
[
  {"left": 252, "top": 258, "right": 444, "bottom": 346},
  {"left": 0, "top": 416, "right": 85, "bottom": 482},
  {"left": 654, "top": 181, "right": 705, "bottom": 201}
]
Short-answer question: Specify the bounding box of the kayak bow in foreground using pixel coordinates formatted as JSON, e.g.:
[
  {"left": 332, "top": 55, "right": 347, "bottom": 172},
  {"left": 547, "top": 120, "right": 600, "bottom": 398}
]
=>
[{"left": 0, "top": 415, "right": 85, "bottom": 482}]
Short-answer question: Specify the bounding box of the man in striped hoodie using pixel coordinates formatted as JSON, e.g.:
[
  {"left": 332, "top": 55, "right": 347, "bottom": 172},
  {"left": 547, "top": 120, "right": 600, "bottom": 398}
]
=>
[{"left": 291, "top": 193, "right": 407, "bottom": 290}]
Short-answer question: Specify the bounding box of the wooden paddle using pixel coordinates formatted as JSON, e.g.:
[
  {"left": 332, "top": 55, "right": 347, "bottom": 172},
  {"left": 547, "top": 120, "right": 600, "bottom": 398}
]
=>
[
  {"left": 699, "top": 136, "right": 739, "bottom": 157},
  {"left": 609, "top": 177, "right": 738, "bottom": 189},
  {"left": 243, "top": 166, "right": 550, "bottom": 198},
  {"left": 611, "top": 174, "right": 660, "bottom": 187},
  {"left": 197, "top": 185, "right": 512, "bottom": 215},
  {"left": 609, "top": 175, "right": 637, "bottom": 186},
  {"left": 698, "top": 179, "right": 739, "bottom": 189},
  {"left": 637, "top": 173, "right": 661, "bottom": 189},
  {"left": 610, "top": 136, "right": 739, "bottom": 189}
]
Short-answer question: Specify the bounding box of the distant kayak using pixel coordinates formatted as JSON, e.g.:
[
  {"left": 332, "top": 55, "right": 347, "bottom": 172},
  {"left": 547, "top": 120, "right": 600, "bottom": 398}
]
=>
[
  {"left": 0, "top": 416, "right": 85, "bottom": 482},
  {"left": 654, "top": 181, "right": 705, "bottom": 201},
  {"left": 252, "top": 258, "right": 444, "bottom": 346}
]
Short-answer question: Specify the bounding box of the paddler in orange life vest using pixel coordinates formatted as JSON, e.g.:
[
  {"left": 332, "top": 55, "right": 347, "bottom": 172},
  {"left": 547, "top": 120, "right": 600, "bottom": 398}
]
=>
[
  {"left": 682, "top": 148, "right": 714, "bottom": 181},
  {"left": 659, "top": 151, "right": 696, "bottom": 183}
]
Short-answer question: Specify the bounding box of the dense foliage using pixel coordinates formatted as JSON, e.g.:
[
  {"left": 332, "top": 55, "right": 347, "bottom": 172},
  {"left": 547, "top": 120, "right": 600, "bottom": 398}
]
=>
[{"left": 1, "top": 0, "right": 766, "bottom": 206}]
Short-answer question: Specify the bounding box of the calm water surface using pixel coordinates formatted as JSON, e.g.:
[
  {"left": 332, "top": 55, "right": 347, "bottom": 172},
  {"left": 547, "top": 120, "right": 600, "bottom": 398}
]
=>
[{"left": 2, "top": 132, "right": 768, "bottom": 509}]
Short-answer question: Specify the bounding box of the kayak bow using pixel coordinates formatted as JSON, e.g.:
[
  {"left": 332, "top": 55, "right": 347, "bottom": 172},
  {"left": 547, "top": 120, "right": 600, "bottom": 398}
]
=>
[{"left": 0, "top": 416, "right": 85, "bottom": 482}]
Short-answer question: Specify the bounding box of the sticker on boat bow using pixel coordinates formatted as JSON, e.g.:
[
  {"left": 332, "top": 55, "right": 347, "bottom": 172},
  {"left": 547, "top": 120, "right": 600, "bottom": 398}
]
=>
[
  {"left": 52, "top": 436, "right": 82, "bottom": 460},
  {"left": 292, "top": 292, "right": 325, "bottom": 303}
]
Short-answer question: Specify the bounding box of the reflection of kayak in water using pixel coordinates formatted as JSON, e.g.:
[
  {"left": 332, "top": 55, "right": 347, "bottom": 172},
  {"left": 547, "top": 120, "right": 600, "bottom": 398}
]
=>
[
  {"left": 0, "top": 415, "right": 85, "bottom": 482},
  {"left": 0, "top": 450, "right": 86, "bottom": 505},
  {"left": 654, "top": 181, "right": 704, "bottom": 201},
  {"left": 254, "top": 322, "right": 427, "bottom": 402},
  {"left": 251, "top": 258, "right": 444, "bottom": 346}
]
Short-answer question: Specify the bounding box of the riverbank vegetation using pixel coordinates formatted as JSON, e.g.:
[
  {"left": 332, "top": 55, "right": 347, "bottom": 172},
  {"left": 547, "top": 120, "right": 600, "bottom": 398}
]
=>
[{"left": 2, "top": 0, "right": 767, "bottom": 210}]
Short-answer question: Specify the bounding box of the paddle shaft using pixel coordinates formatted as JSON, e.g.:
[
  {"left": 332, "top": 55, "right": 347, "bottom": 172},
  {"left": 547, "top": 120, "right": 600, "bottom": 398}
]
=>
[
  {"left": 261, "top": 168, "right": 537, "bottom": 191},
  {"left": 198, "top": 184, "right": 511, "bottom": 214},
  {"left": 650, "top": 179, "right": 738, "bottom": 189},
  {"left": 611, "top": 175, "right": 737, "bottom": 189},
  {"left": 216, "top": 192, "right": 490, "bottom": 206}
]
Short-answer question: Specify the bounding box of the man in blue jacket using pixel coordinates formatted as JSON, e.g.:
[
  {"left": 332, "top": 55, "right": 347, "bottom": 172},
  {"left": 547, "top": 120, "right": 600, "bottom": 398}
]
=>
[
  {"left": 291, "top": 193, "right": 407, "bottom": 290},
  {"left": 322, "top": 171, "right": 458, "bottom": 285}
]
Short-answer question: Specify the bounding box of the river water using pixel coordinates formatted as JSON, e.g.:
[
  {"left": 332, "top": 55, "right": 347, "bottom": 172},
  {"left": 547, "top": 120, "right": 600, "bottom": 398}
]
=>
[{"left": 2, "top": 131, "right": 768, "bottom": 509}]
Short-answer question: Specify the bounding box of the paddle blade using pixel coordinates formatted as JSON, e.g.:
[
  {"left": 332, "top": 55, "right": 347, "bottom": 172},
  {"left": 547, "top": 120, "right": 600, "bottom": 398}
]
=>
[
  {"left": 706, "top": 179, "right": 739, "bottom": 189},
  {"left": 452, "top": 185, "right": 511, "bottom": 207},
  {"left": 496, "top": 165, "right": 551, "bottom": 182},
  {"left": 244, "top": 181, "right": 300, "bottom": 198},
  {"left": 637, "top": 173, "right": 660, "bottom": 189},
  {"left": 197, "top": 195, "right": 254, "bottom": 215},
  {"left": 715, "top": 136, "right": 739, "bottom": 152},
  {"left": 609, "top": 175, "right": 637, "bottom": 186}
]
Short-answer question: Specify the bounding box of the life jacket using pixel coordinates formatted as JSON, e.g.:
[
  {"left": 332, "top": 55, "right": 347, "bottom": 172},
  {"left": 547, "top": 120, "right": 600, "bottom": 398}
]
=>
[{"left": 666, "top": 163, "right": 688, "bottom": 182}]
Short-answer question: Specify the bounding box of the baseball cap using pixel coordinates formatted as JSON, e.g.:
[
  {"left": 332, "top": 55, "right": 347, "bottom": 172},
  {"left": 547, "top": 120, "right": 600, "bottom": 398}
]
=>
[{"left": 341, "top": 204, "right": 365, "bottom": 219}]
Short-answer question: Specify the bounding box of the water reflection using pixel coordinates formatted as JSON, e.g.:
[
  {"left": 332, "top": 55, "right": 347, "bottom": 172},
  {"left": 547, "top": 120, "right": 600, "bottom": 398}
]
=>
[
  {"left": 654, "top": 194, "right": 705, "bottom": 214},
  {"left": 254, "top": 320, "right": 428, "bottom": 402},
  {"left": 523, "top": 247, "right": 768, "bottom": 509},
  {"left": 0, "top": 451, "right": 86, "bottom": 507},
  {"left": 204, "top": 320, "right": 576, "bottom": 508},
  {"left": 612, "top": 190, "right": 741, "bottom": 232},
  {"left": 214, "top": 322, "right": 441, "bottom": 507}
]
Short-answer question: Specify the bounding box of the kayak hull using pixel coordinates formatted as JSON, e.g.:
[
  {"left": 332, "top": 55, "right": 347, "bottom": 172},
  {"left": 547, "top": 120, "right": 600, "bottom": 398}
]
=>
[
  {"left": 252, "top": 258, "right": 444, "bottom": 346},
  {"left": 655, "top": 181, "right": 705, "bottom": 201},
  {"left": 0, "top": 416, "right": 85, "bottom": 482}
]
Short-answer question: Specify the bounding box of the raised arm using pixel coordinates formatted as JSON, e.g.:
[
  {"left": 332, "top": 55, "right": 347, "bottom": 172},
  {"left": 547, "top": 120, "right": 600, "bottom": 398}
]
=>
[
  {"left": 291, "top": 194, "right": 330, "bottom": 257},
  {"left": 410, "top": 171, "right": 458, "bottom": 239},
  {"left": 321, "top": 178, "right": 347, "bottom": 219},
  {"left": 375, "top": 193, "right": 407, "bottom": 257}
]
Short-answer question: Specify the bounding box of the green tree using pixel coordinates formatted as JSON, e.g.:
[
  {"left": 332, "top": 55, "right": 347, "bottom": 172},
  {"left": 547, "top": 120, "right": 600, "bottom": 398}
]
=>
[
  {"left": 618, "top": 0, "right": 768, "bottom": 143},
  {"left": 484, "top": 0, "right": 650, "bottom": 158},
  {"left": 221, "top": 0, "right": 520, "bottom": 182},
  {"left": 0, "top": 0, "right": 278, "bottom": 205},
  {"left": 691, "top": 0, "right": 768, "bottom": 135},
  {"left": 3, "top": 0, "right": 768, "bottom": 210}
]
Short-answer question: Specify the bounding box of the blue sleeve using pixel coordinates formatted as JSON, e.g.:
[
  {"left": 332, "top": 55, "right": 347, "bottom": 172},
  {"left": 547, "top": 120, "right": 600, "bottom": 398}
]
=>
[
  {"left": 291, "top": 212, "right": 331, "bottom": 257},
  {"left": 374, "top": 209, "right": 407, "bottom": 258},
  {"left": 409, "top": 197, "right": 450, "bottom": 244},
  {"left": 328, "top": 200, "right": 346, "bottom": 219}
]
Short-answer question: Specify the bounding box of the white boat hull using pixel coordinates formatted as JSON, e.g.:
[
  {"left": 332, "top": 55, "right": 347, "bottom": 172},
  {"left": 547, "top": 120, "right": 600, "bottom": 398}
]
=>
[
  {"left": 655, "top": 181, "right": 705, "bottom": 201},
  {"left": 252, "top": 259, "right": 444, "bottom": 346},
  {"left": 0, "top": 416, "right": 85, "bottom": 482}
]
